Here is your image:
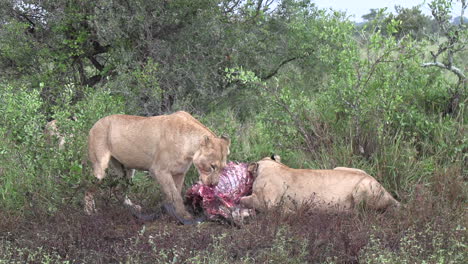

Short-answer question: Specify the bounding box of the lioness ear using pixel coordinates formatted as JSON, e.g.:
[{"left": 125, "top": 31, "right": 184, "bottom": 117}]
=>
[
  {"left": 221, "top": 135, "right": 231, "bottom": 146},
  {"left": 247, "top": 162, "right": 259, "bottom": 178},
  {"left": 271, "top": 154, "right": 281, "bottom": 162},
  {"left": 202, "top": 135, "right": 211, "bottom": 146}
]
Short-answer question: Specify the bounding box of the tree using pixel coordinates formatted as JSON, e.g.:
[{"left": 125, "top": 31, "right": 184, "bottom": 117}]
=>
[
  {"left": 361, "top": 5, "right": 432, "bottom": 39},
  {"left": 0, "top": 0, "right": 112, "bottom": 108},
  {"left": 362, "top": 8, "right": 386, "bottom": 22},
  {"left": 0, "top": 0, "right": 341, "bottom": 116},
  {"left": 393, "top": 5, "right": 432, "bottom": 39},
  {"left": 422, "top": 0, "right": 467, "bottom": 115}
]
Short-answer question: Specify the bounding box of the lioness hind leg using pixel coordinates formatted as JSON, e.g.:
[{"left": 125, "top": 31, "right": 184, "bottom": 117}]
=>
[{"left": 122, "top": 168, "right": 142, "bottom": 213}]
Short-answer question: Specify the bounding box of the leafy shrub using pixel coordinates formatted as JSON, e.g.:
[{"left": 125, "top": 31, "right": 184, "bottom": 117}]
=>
[
  {"left": 260, "top": 21, "right": 465, "bottom": 194},
  {"left": 0, "top": 84, "right": 47, "bottom": 211},
  {"left": 0, "top": 84, "right": 125, "bottom": 215}
]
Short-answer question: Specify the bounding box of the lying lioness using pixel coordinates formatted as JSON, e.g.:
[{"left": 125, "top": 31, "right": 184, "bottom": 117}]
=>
[
  {"left": 86, "top": 111, "right": 230, "bottom": 224},
  {"left": 240, "top": 156, "right": 400, "bottom": 212}
]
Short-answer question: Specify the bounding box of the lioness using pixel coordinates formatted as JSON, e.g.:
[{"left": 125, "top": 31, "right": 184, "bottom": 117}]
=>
[
  {"left": 240, "top": 156, "right": 400, "bottom": 213},
  {"left": 86, "top": 111, "right": 230, "bottom": 224}
]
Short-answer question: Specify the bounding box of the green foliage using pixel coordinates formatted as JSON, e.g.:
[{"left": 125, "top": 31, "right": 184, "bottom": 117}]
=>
[
  {"left": 0, "top": 22, "right": 39, "bottom": 75},
  {"left": 393, "top": 5, "right": 432, "bottom": 39},
  {"left": 426, "top": 0, "right": 467, "bottom": 96},
  {"left": 260, "top": 10, "right": 465, "bottom": 195},
  {"left": 324, "top": 29, "right": 446, "bottom": 144},
  {"left": 0, "top": 84, "right": 47, "bottom": 211},
  {"left": 101, "top": 59, "right": 164, "bottom": 116},
  {"left": 361, "top": 6, "right": 433, "bottom": 39},
  {"left": 0, "top": 83, "right": 125, "bottom": 214},
  {"left": 201, "top": 109, "right": 278, "bottom": 161}
]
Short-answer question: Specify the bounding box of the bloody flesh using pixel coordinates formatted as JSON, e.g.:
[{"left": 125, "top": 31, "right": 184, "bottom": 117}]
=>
[{"left": 185, "top": 161, "right": 255, "bottom": 221}]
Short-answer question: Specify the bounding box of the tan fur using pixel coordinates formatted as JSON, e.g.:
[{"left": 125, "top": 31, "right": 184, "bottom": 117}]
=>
[
  {"left": 240, "top": 157, "right": 400, "bottom": 213},
  {"left": 86, "top": 111, "right": 230, "bottom": 219}
]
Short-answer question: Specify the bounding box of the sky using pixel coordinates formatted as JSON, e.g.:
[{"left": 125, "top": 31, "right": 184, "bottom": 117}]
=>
[{"left": 312, "top": 0, "right": 464, "bottom": 22}]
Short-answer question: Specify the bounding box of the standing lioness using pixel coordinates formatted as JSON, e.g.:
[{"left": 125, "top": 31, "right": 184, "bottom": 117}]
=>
[
  {"left": 240, "top": 156, "right": 400, "bottom": 213},
  {"left": 86, "top": 111, "right": 230, "bottom": 224}
]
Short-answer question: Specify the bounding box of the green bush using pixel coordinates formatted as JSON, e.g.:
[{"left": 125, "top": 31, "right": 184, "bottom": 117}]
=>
[
  {"left": 0, "top": 84, "right": 125, "bottom": 215},
  {"left": 0, "top": 84, "right": 47, "bottom": 211},
  {"left": 258, "top": 22, "right": 465, "bottom": 195}
]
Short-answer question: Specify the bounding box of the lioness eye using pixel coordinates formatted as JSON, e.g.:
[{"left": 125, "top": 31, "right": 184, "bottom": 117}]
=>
[{"left": 211, "top": 164, "right": 217, "bottom": 171}]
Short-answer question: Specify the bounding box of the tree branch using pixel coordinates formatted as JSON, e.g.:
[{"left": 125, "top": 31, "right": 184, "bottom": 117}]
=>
[
  {"left": 87, "top": 55, "right": 104, "bottom": 71},
  {"left": 461, "top": 0, "right": 466, "bottom": 24},
  {"left": 421, "top": 62, "right": 466, "bottom": 80},
  {"left": 423, "top": 1, "right": 467, "bottom": 86},
  {"left": 12, "top": 9, "right": 36, "bottom": 33},
  {"left": 84, "top": 75, "right": 102, "bottom": 86},
  {"left": 261, "top": 56, "right": 302, "bottom": 81},
  {"left": 90, "top": 40, "right": 110, "bottom": 56},
  {"left": 272, "top": 89, "right": 316, "bottom": 152},
  {"left": 222, "top": 0, "right": 243, "bottom": 15}
]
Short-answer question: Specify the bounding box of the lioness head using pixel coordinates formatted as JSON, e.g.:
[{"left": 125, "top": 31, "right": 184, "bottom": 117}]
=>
[{"left": 193, "top": 135, "right": 230, "bottom": 186}]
